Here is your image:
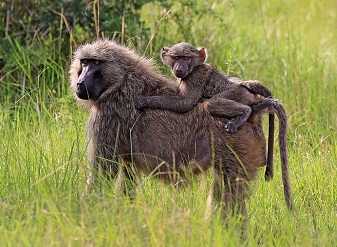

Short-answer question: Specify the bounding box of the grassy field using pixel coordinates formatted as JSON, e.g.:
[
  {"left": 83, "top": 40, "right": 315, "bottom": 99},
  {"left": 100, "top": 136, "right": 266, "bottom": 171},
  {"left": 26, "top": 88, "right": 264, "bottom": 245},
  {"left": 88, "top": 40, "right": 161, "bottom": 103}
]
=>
[{"left": 1, "top": 0, "right": 337, "bottom": 246}]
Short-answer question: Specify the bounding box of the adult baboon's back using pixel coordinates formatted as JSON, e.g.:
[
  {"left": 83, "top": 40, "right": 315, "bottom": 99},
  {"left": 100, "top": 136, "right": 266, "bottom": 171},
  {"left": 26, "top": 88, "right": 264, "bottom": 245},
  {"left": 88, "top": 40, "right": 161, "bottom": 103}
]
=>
[{"left": 70, "top": 39, "right": 269, "bottom": 216}]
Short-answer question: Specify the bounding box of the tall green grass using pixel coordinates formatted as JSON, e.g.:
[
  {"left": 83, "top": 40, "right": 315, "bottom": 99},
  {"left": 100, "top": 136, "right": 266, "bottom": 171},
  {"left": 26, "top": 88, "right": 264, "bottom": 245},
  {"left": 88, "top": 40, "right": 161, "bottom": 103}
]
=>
[{"left": 1, "top": 0, "right": 337, "bottom": 246}]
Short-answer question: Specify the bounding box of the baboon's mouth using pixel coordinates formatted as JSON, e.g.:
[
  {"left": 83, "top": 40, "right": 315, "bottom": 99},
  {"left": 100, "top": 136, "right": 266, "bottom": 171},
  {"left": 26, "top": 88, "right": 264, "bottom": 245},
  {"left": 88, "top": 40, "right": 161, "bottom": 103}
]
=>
[
  {"left": 175, "top": 71, "right": 188, "bottom": 79},
  {"left": 76, "top": 89, "right": 90, "bottom": 100},
  {"left": 76, "top": 84, "right": 91, "bottom": 100}
]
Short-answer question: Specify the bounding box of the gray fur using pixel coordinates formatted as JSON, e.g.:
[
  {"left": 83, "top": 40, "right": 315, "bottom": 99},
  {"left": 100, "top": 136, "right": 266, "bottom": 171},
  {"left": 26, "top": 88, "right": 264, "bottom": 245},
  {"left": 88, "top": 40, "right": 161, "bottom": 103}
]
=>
[{"left": 70, "top": 39, "right": 285, "bottom": 219}]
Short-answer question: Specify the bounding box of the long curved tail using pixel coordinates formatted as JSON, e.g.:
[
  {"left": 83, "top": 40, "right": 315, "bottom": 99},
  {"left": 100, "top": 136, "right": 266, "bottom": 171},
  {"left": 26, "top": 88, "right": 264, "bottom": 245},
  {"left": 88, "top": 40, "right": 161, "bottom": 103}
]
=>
[{"left": 251, "top": 98, "right": 294, "bottom": 211}]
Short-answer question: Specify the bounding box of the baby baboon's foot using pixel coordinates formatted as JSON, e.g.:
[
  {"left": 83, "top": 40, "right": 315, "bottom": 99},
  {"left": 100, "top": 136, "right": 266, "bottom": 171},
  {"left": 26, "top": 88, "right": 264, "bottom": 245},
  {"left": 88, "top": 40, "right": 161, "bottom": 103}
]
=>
[{"left": 225, "top": 121, "right": 238, "bottom": 133}]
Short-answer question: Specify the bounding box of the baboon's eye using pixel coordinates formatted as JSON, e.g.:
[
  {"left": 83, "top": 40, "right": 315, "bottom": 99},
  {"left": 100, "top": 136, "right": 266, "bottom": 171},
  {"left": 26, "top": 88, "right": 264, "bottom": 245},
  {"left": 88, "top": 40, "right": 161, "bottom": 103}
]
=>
[
  {"left": 183, "top": 57, "right": 189, "bottom": 61},
  {"left": 94, "top": 60, "right": 100, "bottom": 65},
  {"left": 82, "top": 59, "right": 88, "bottom": 64}
]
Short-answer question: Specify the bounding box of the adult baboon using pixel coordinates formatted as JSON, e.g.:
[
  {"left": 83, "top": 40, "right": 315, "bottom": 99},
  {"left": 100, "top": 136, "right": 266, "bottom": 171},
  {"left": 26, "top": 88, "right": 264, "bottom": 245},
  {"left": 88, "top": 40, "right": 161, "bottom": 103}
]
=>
[
  {"left": 136, "top": 42, "right": 279, "bottom": 182},
  {"left": 70, "top": 39, "right": 293, "bottom": 219}
]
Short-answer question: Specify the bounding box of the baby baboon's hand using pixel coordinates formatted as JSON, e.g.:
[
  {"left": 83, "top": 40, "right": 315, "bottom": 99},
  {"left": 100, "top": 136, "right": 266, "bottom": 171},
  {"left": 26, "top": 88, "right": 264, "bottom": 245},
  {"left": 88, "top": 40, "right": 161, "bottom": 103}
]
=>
[{"left": 135, "top": 95, "right": 147, "bottom": 110}]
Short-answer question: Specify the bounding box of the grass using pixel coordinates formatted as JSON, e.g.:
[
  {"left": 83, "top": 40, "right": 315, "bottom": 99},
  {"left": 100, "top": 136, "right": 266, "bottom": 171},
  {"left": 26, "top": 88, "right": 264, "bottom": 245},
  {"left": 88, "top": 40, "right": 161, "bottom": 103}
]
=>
[{"left": 1, "top": 0, "right": 337, "bottom": 246}]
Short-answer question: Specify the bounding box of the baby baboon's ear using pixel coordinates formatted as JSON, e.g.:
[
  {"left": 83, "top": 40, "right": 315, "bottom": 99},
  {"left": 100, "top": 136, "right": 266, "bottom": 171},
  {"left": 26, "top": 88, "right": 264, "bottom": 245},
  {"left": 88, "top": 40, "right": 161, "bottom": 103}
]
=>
[
  {"left": 161, "top": 47, "right": 170, "bottom": 55},
  {"left": 198, "top": 47, "right": 208, "bottom": 63},
  {"left": 161, "top": 47, "right": 172, "bottom": 66}
]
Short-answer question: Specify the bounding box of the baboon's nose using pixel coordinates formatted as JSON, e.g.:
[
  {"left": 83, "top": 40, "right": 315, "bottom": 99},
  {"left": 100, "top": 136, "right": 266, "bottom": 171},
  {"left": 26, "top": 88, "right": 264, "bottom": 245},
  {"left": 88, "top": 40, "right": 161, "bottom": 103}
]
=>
[{"left": 77, "top": 81, "right": 86, "bottom": 91}]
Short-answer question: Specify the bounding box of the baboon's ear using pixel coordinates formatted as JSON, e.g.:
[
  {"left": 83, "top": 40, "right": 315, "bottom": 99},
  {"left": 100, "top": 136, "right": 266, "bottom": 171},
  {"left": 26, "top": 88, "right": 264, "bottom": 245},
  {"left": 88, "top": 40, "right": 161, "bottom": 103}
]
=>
[
  {"left": 199, "top": 47, "right": 208, "bottom": 63},
  {"left": 161, "top": 47, "right": 171, "bottom": 65},
  {"left": 161, "top": 47, "right": 170, "bottom": 56}
]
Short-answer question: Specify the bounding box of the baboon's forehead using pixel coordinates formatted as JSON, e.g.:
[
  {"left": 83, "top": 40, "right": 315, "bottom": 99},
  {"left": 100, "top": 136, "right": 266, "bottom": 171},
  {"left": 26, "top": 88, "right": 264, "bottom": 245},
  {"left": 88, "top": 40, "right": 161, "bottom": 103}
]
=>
[
  {"left": 74, "top": 39, "right": 127, "bottom": 62},
  {"left": 169, "top": 42, "right": 199, "bottom": 56},
  {"left": 72, "top": 39, "right": 155, "bottom": 70},
  {"left": 75, "top": 45, "right": 114, "bottom": 61}
]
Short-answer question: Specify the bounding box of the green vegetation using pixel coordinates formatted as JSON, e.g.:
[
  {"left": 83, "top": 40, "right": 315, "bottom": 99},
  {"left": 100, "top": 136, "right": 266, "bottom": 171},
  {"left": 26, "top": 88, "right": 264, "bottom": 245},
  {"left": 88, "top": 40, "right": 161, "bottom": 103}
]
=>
[{"left": 1, "top": 0, "right": 336, "bottom": 246}]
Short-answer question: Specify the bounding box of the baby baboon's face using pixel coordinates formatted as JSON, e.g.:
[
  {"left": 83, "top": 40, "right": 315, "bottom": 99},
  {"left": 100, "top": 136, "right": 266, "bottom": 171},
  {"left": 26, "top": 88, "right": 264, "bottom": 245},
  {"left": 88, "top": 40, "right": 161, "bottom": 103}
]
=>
[{"left": 161, "top": 42, "right": 207, "bottom": 79}]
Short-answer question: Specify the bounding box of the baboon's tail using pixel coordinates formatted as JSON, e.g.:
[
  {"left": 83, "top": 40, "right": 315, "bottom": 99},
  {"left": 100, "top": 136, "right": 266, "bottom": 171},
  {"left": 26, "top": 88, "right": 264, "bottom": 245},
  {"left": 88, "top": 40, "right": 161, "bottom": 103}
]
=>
[
  {"left": 265, "top": 113, "right": 275, "bottom": 181},
  {"left": 273, "top": 100, "right": 294, "bottom": 211},
  {"left": 251, "top": 98, "right": 294, "bottom": 211}
]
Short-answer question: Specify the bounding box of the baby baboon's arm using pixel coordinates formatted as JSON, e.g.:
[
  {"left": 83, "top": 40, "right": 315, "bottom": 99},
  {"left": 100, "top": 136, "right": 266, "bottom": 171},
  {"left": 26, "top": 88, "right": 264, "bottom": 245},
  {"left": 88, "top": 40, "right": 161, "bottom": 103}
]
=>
[{"left": 136, "top": 88, "right": 203, "bottom": 113}]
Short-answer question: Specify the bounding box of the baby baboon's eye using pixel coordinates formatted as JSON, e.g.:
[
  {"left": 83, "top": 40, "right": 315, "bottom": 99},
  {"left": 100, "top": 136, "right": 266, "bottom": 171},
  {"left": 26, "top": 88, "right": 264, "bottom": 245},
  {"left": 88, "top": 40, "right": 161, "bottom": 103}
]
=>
[
  {"left": 183, "top": 57, "right": 189, "bottom": 61},
  {"left": 95, "top": 60, "right": 100, "bottom": 65},
  {"left": 82, "top": 59, "right": 88, "bottom": 64}
]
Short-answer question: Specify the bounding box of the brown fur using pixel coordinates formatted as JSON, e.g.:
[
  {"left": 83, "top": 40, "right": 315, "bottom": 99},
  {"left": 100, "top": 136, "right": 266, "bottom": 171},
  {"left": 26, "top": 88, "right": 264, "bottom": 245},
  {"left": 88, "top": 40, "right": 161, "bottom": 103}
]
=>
[
  {"left": 70, "top": 39, "right": 289, "bottom": 219},
  {"left": 136, "top": 42, "right": 292, "bottom": 210},
  {"left": 136, "top": 42, "right": 277, "bottom": 181}
]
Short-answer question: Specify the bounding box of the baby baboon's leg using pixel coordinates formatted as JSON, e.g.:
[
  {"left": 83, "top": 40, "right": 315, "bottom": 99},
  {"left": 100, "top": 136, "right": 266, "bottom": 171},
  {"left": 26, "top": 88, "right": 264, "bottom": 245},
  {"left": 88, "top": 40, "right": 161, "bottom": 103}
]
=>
[
  {"left": 225, "top": 106, "right": 251, "bottom": 133},
  {"left": 240, "top": 80, "right": 272, "bottom": 98},
  {"left": 206, "top": 95, "right": 252, "bottom": 133}
]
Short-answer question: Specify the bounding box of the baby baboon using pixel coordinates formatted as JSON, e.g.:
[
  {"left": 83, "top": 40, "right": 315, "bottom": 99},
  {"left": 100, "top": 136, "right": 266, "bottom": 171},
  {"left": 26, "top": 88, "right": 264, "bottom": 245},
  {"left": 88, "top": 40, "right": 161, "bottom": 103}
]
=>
[
  {"left": 136, "top": 42, "right": 279, "bottom": 181},
  {"left": 70, "top": 39, "right": 293, "bottom": 220},
  {"left": 137, "top": 42, "right": 273, "bottom": 133}
]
